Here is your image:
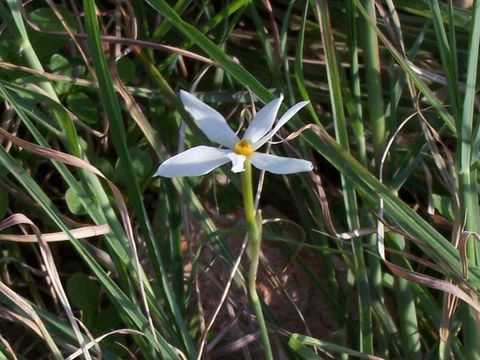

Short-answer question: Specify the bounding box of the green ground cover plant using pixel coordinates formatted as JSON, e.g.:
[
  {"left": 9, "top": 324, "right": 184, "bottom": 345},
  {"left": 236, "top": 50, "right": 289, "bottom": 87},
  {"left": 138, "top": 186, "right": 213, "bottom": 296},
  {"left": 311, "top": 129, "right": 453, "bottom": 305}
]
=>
[{"left": 0, "top": 0, "right": 480, "bottom": 358}]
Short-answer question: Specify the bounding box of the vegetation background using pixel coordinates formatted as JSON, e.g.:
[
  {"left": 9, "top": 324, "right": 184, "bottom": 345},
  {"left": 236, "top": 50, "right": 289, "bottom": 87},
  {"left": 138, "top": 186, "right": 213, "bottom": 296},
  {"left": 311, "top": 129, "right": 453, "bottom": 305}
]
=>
[{"left": 0, "top": 0, "right": 479, "bottom": 358}]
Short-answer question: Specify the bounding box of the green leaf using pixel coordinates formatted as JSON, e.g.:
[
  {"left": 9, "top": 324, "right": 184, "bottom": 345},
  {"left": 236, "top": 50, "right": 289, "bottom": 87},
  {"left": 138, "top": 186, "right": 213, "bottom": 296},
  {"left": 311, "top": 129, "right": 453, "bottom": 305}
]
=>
[
  {"left": 116, "top": 57, "right": 136, "bottom": 84},
  {"left": 0, "top": 162, "right": 8, "bottom": 179},
  {"left": 65, "top": 184, "right": 89, "bottom": 215},
  {"left": 91, "top": 157, "right": 114, "bottom": 179},
  {"left": 0, "top": 189, "right": 8, "bottom": 219},
  {"left": 28, "top": 6, "right": 77, "bottom": 58},
  {"left": 432, "top": 194, "right": 455, "bottom": 221},
  {"left": 66, "top": 92, "right": 98, "bottom": 125},
  {"left": 29, "top": 6, "right": 77, "bottom": 32},
  {"left": 114, "top": 148, "right": 153, "bottom": 184},
  {"left": 0, "top": 34, "right": 13, "bottom": 62},
  {"left": 66, "top": 272, "right": 99, "bottom": 321},
  {"left": 92, "top": 306, "right": 122, "bottom": 332},
  {"left": 50, "top": 54, "right": 74, "bottom": 94},
  {"left": 288, "top": 335, "right": 323, "bottom": 359}
]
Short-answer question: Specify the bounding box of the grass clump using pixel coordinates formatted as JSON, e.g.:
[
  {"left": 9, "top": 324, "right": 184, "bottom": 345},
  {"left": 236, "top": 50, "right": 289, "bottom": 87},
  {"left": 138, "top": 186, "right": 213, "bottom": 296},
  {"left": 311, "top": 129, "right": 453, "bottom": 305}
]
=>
[{"left": 0, "top": 0, "right": 479, "bottom": 358}]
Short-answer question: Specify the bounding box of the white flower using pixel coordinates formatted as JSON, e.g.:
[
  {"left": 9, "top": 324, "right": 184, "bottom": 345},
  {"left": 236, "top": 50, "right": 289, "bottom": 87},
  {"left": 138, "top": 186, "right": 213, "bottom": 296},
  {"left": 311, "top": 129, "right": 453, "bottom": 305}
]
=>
[{"left": 154, "top": 90, "right": 313, "bottom": 177}]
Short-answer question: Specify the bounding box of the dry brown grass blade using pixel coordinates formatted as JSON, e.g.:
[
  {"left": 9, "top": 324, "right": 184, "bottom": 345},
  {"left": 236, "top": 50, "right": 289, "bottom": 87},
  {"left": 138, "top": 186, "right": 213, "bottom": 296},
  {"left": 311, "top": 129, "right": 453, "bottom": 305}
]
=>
[
  {"left": 17, "top": 0, "right": 213, "bottom": 65},
  {"left": 375, "top": 111, "right": 480, "bottom": 316},
  {"left": 65, "top": 329, "right": 145, "bottom": 360},
  {"left": 0, "top": 61, "right": 156, "bottom": 99},
  {"left": 15, "top": 82, "right": 105, "bottom": 138},
  {"left": 196, "top": 237, "right": 248, "bottom": 360},
  {"left": 44, "top": 0, "right": 93, "bottom": 74},
  {"left": 0, "top": 329, "right": 17, "bottom": 360},
  {"left": 0, "top": 224, "right": 109, "bottom": 242},
  {"left": 0, "top": 304, "right": 43, "bottom": 338},
  {"left": 264, "top": 123, "right": 339, "bottom": 236},
  {"left": 384, "top": 258, "right": 480, "bottom": 310},
  {"left": 457, "top": 231, "right": 478, "bottom": 279},
  {"left": 415, "top": 99, "right": 466, "bottom": 345},
  {"left": 439, "top": 289, "right": 459, "bottom": 350},
  {"left": 0, "top": 276, "right": 61, "bottom": 355},
  {"left": 281, "top": 120, "right": 480, "bottom": 315},
  {"left": 261, "top": 0, "right": 281, "bottom": 66},
  {"left": 0, "top": 213, "right": 91, "bottom": 359},
  {"left": 268, "top": 123, "right": 322, "bottom": 145},
  {"left": 112, "top": 75, "right": 164, "bottom": 158},
  {"left": 0, "top": 127, "right": 126, "bottom": 236},
  {"left": 310, "top": 172, "right": 337, "bottom": 235},
  {"left": 416, "top": 100, "right": 457, "bottom": 195},
  {"left": 0, "top": 126, "right": 156, "bottom": 349},
  {"left": 208, "top": 333, "right": 259, "bottom": 358},
  {"left": 105, "top": 19, "right": 159, "bottom": 348}
]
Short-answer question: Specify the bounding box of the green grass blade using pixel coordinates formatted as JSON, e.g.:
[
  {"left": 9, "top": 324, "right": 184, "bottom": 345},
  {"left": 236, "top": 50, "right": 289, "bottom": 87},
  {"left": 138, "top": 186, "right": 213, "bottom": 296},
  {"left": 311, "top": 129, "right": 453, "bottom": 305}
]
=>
[
  {"left": 290, "top": 333, "right": 380, "bottom": 359},
  {"left": 359, "top": 0, "right": 385, "bottom": 165},
  {"left": 456, "top": 0, "right": 480, "bottom": 356},
  {"left": 144, "top": 0, "right": 273, "bottom": 103},
  {"left": 428, "top": 0, "right": 461, "bottom": 118},
  {"left": 2, "top": 0, "right": 81, "bottom": 156},
  {"left": 313, "top": 0, "right": 372, "bottom": 352},
  {"left": 352, "top": 0, "right": 456, "bottom": 133},
  {"left": 82, "top": 1, "right": 195, "bottom": 356},
  {"left": 345, "top": 0, "right": 367, "bottom": 166},
  {"left": 308, "top": 127, "right": 480, "bottom": 284},
  {"left": 295, "top": 2, "right": 323, "bottom": 125},
  {"left": 0, "top": 145, "right": 176, "bottom": 359}
]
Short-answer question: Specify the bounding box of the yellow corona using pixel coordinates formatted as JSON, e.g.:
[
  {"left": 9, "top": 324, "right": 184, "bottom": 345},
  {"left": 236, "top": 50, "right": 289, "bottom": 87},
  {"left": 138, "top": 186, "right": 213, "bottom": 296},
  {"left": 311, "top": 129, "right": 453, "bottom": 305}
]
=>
[{"left": 233, "top": 139, "right": 253, "bottom": 156}]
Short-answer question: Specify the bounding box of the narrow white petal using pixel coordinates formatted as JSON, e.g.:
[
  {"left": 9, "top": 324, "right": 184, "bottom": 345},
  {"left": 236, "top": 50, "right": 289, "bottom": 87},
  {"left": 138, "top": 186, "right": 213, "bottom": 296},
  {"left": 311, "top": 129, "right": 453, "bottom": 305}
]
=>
[
  {"left": 250, "top": 153, "right": 313, "bottom": 174},
  {"left": 253, "top": 100, "right": 309, "bottom": 150},
  {"left": 180, "top": 90, "right": 239, "bottom": 147},
  {"left": 243, "top": 95, "right": 284, "bottom": 144},
  {"left": 154, "top": 146, "right": 230, "bottom": 177},
  {"left": 227, "top": 153, "right": 247, "bottom": 173}
]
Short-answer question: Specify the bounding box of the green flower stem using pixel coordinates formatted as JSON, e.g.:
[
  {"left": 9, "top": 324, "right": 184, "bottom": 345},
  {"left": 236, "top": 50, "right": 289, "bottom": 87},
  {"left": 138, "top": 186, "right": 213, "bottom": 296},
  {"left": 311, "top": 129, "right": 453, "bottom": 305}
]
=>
[{"left": 240, "top": 159, "right": 273, "bottom": 360}]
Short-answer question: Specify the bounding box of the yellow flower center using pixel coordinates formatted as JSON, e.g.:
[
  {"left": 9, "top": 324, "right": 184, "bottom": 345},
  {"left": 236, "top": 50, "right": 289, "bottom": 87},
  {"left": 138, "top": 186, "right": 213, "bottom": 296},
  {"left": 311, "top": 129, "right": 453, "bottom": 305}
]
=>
[{"left": 233, "top": 139, "right": 253, "bottom": 156}]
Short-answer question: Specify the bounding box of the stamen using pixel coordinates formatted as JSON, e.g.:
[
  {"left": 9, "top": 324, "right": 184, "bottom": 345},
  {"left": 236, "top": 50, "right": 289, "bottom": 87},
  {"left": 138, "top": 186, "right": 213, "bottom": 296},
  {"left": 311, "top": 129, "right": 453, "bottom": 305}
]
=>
[{"left": 233, "top": 139, "right": 253, "bottom": 156}]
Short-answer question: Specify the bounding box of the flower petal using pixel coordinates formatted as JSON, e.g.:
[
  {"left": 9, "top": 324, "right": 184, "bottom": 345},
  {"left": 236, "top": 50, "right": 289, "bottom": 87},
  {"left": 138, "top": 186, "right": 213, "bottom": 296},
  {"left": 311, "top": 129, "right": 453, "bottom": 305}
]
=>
[
  {"left": 253, "top": 100, "right": 309, "bottom": 150},
  {"left": 154, "top": 146, "right": 230, "bottom": 177},
  {"left": 227, "top": 153, "right": 247, "bottom": 173},
  {"left": 180, "top": 90, "right": 239, "bottom": 147},
  {"left": 250, "top": 153, "right": 313, "bottom": 174},
  {"left": 243, "top": 95, "right": 284, "bottom": 144}
]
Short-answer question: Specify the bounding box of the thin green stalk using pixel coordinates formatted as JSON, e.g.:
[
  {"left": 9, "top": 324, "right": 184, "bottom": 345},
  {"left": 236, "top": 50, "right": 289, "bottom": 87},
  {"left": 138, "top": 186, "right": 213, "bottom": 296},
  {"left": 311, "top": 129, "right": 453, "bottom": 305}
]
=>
[
  {"left": 240, "top": 160, "right": 273, "bottom": 360},
  {"left": 384, "top": 22, "right": 421, "bottom": 357},
  {"left": 388, "top": 102, "right": 422, "bottom": 358},
  {"left": 459, "top": 0, "right": 480, "bottom": 258},
  {"left": 358, "top": 2, "right": 387, "bottom": 355},
  {"left": 280, "top": 1, "right": 297, "bottom": 103},
  {"left": 345, "top": 0, "right": 367, "bottom": 166},
  {"left": 390, "top": 234, "right": 421, "bottom": 359},
  {"left": 166, "top": 181, "right": 185, "bottom": 314},
  {"left": 457, "top": 0, "right": 480, "bottom": 356},
  {"left": 290, "top": 5, "right": 349, "bottom": 330},
  {"left": 295, "top": 1, "right": 323, "bottom": 126},
  {"left": 314, "top": 0, "right": 372, "bottom": 352},
  {"left": 248, "top": 2, "right": 283, "bottom": 88},
  {"left": 151, "top": 0, "right": 191, "bottom": 40},
  {"left": 360, "top": 0, "right": 385, "bottom": 166},
  {"left": 428, "top": 0, "right": 461, "bottom": 118}
]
